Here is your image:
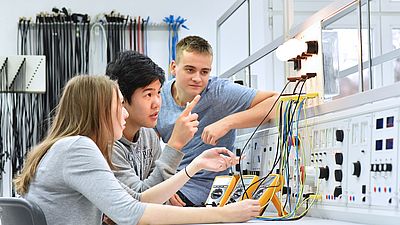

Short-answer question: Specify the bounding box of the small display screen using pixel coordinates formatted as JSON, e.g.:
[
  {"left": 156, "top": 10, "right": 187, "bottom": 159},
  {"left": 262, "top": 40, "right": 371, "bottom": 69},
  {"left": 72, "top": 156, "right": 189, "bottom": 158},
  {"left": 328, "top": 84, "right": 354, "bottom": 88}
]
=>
[
  {"left": 386, "top": 138, "right": 394, "bottom": 150},
  {"left": 213, "top": 177, "right": 231, "bottom": 186},
  {"left": 376, "top": 118, "right": 384, "bottom": 129},
  {"left": 375, "top": 139, "right": 383, "bottom": 151},
  {"left": 387, "top": 116, "right": 394, "bottom": 128},
  {"left": 243, "top": 177, "right": 256, "bottom": 185}
]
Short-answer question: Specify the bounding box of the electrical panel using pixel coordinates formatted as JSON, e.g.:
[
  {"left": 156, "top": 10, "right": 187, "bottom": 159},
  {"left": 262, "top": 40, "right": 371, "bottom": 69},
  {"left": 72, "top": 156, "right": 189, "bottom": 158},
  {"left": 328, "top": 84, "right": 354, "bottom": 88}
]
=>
[
  {"left": 234, "top": 134, "right": 252, "bottom": 175},
  {"left": 260, "top": 128, "right": 279, "bottom": 177},
  {"left": 346, "top": 114, "right": 372, "bottom": 207},
  {"left": 234, "top": 99, "right": 400, "bottom": 224},
  {"left": 370, "top": 109, "right": 398, "bottom": 208}
]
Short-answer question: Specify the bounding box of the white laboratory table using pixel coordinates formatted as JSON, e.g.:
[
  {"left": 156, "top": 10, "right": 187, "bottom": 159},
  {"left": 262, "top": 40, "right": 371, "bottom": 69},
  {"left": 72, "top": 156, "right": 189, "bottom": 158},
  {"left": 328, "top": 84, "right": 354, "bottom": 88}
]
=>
[{"left": 194, "top": 217, "right": 364, "bottom": 225}]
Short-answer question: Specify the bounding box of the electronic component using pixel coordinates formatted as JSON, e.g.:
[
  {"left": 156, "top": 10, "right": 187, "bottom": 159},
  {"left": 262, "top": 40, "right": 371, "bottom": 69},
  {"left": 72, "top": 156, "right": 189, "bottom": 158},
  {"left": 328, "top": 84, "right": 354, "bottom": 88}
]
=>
[
  {"left": 252, "top": 174, "right": 286, "bottom": 216},
  {"left": 226, "top": 175, "right": 259, "bottom": 204},
  {"left": 205, "top": 175, "right": 238, "bottom": 207}
]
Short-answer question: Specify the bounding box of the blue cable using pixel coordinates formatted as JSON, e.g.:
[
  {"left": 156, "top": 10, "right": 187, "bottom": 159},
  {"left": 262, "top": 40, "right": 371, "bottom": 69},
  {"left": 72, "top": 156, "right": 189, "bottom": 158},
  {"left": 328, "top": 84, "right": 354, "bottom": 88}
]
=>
[{"left": 163, "top": 15, "right": 189, "bottom": 79}]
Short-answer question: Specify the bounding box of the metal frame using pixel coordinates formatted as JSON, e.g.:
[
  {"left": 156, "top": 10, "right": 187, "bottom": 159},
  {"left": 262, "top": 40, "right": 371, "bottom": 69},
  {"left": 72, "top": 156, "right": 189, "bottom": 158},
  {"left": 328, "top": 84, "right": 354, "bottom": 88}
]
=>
[
  {"left": 217, "top": 0, "right": 358, "bottom": 79},
  {"left": 0, "top": 55, "right": 46, "bottom": 93},
  {"left": 217, "top": 0, "right": 400, "bottom": 120},
  {"left": 216, "top": 0, "right": 247, "bottom": 76},
  {"left": 338, "top": 48, "right": 400, "bottom": 79},
  {"left": 311, "top": 80, "right": 400, "bottom": 117}
]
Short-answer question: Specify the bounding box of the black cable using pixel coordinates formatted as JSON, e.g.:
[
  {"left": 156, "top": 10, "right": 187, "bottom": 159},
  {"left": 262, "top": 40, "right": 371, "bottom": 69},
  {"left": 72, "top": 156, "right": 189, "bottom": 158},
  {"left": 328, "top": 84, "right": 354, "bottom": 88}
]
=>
[
  {"left": 133, "top": 18, "right": 137, "bottom": 51},
  {"left": 237, "top": 81, "right": 291, "bottom": 199},
  {"left": 84, "top": 18, "right": 90, "bottom": 73},
  {"left": 240, "top": 78, "right": 308, "bottom": 216}
]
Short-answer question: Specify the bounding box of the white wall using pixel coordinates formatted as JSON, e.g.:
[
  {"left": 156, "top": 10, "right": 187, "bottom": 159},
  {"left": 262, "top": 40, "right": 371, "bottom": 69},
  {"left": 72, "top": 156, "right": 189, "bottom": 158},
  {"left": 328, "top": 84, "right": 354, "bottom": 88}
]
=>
[{"left": 0, "top": 0, "right": 235, "bottom": 76}]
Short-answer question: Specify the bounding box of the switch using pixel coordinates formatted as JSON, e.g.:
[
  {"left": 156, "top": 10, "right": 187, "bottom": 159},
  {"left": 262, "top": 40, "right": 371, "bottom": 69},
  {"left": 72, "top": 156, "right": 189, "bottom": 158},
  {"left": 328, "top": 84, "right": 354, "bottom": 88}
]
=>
[
  {"left": 375, "top": 164, "right": 380, "bottom": 172},
  {"left": 370, "top": 164, "right": 374, "bottom": 172},
  {"left": 362, "top": 196, "right": 366, "bottom": 202},
  {"left": 352, "top": 161, "right": 361, "bottom": 177},
  {"left": 385, "top": 163, "right": 392, "bottom": 172},
  {"left": 319, "top": 166, "right": 330, "bottom": 181},
  {"left": 334, "top": 186, "right": 342, "bottom": 198},
  {"left": 211, "top": 188, "right": 224, "bottom": 199},
  {"left": 362, "top": 185, "right": 366, "bottom": 194},
  {"left": 232, "top": 188, "right": 243, "bottom": 199},
  {"left": 236, "top": 148, "right": 241, "bottom": 156},
  {"left": 336, "top": 130, "right": 344, "bottom": 142},
  {"left": 335, "top": 169, "right": 343, "bottom": 182},
  {"left": 235, "top": 164, "right": 240, "bottom": 171},
  {"left": 335, "top": 153, "right": 343, "bottom": 165}
]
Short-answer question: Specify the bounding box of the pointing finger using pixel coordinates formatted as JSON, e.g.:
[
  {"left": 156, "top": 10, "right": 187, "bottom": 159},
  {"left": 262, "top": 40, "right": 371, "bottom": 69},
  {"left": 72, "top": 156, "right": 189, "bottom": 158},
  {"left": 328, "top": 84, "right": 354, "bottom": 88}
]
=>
[{"left": 181, "top": 95, "right": 200, "bottom": 116}]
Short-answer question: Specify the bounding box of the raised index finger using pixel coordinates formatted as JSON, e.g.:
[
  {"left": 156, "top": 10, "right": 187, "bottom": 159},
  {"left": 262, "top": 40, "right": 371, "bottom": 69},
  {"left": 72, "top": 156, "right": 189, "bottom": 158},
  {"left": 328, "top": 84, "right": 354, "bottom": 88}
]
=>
[{"left": 181, "top": 95, "right": 200, "bottom": 116}]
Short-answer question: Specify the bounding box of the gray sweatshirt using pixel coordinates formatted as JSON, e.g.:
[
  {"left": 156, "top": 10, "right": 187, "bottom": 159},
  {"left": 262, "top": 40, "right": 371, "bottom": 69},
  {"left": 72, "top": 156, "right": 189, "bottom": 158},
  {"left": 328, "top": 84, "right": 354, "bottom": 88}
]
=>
[
  {"left": 112, "top": 127, "right": 184, "bottom": 192},
  {"left": 25, "top": 136, "right": 146, "bottom": 225}
]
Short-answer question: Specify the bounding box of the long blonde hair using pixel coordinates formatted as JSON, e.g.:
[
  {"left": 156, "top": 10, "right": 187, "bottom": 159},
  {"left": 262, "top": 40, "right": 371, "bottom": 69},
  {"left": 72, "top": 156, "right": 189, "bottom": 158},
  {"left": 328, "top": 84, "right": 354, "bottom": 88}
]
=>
[{"left": 14, "top": 75, "right": 118, "bottom": 195}]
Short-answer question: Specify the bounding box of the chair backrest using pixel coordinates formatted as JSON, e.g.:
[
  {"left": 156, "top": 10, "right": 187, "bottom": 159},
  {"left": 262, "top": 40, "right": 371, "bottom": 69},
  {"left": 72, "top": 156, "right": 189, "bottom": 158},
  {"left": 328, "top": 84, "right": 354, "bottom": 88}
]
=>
[{"left": 0, "top": 197, "right": 47, "bottom": 225}]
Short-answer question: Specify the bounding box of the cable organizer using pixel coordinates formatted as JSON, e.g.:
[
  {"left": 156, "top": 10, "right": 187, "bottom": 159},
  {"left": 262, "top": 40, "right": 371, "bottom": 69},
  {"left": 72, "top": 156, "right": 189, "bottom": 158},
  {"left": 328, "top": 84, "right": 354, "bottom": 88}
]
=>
[{"left": 0, "top": 55, "right": 46, "bottom": 93}]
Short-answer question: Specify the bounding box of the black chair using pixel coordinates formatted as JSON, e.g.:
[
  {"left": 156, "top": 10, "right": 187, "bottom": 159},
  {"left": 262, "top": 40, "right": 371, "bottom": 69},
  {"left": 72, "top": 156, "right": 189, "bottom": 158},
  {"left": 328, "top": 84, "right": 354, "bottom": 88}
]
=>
[{"left": 0, "top": 197, "right": 47, "bottom": 225}]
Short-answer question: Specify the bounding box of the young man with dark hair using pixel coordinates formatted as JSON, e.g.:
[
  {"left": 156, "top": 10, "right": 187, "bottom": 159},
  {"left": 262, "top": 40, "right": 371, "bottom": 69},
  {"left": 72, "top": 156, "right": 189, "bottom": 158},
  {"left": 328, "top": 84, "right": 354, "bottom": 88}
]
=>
[
  {"left": 156, "top": 36, "right": 279, "bottom": 206},
  {"left": 106, "top": 51, "right": 199, "bottom": 206}
]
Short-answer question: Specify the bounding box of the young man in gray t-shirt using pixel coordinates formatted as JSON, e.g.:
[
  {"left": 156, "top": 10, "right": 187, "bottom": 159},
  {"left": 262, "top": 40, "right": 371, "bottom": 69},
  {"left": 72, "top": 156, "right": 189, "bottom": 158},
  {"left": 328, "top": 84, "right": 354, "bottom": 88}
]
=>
[
  {"left": 156, "top": 36, "right": 279, "bottom": 206},
  {"left": 106, "top": 51, "right": 199, "bottom": 206}
]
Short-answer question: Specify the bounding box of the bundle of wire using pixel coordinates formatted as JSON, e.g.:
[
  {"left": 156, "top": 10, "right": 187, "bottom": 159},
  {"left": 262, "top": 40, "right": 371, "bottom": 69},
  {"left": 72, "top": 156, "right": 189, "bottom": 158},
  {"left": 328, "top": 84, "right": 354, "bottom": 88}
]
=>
[
  {"left": 236, "top": 78, "right": 320, "bottom": 221},
  {"left": 163, "top": 15, "right": 189, "bottom": 79}
]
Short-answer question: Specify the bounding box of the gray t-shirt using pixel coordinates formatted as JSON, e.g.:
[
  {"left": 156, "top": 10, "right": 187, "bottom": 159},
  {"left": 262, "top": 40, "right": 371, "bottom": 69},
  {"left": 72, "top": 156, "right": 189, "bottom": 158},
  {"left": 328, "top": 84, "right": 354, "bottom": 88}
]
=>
[
  {"left": 25, "top": 136, "right": 146, "bottom": 225},
  {"left": 112, "top": 127, "right": 184, "bottom": 192},
  {"left": 156, "top": 77, "right": 256, "bottom": 205}
]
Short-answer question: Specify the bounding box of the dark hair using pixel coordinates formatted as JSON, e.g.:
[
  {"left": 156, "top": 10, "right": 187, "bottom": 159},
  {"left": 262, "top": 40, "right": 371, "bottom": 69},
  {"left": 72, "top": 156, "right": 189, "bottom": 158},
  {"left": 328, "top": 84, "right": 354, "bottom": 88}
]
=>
[{"left": 106, "top": 51, "right": 165, "bottom": 104}]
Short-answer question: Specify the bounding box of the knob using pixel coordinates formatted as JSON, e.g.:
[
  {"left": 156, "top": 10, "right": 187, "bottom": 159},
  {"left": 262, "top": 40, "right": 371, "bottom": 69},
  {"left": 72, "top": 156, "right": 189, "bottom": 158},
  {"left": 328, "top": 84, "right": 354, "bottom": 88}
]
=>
[
  {"left": 385, "top": 163, "right": 392, "bottom": 172},
  {"left": 362, "top": 185, "right": 366, "bottom": 194},
  {"left": 232, "top": 188, "right": 243, "bottom": 199},
  {"left": 376, "top": 164, "right": 381, "bottom": 172},
  {"left": 253, "top": 189, "right": 264, "bottom": 199},
  {"left": 335, "top": 153, "right": 343, "bottom": 165},
  {"left": 335, "top": 169, "right": 343, "bottom": 182},
  {"left": 211, "top": 188, "right": 224, "bottom": 199},
  {"left": 336, "top": 130, "right": 344, "bottom": 142},
  {"left": 319, "top": 166, "right": 330, "bottom": 181},
  {"left": 352, "top": 161, "right": 361, "bottom": 177},
  {"left": 334, "top": 186, "right": 342, "bottom": 198}
]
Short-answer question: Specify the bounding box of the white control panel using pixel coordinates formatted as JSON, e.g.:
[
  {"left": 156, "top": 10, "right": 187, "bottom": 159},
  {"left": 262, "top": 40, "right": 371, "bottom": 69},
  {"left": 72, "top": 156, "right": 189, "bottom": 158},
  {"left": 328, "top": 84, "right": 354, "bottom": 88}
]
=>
[{"left": 234, "top": 99, "right": 400, "bottom": 224}]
